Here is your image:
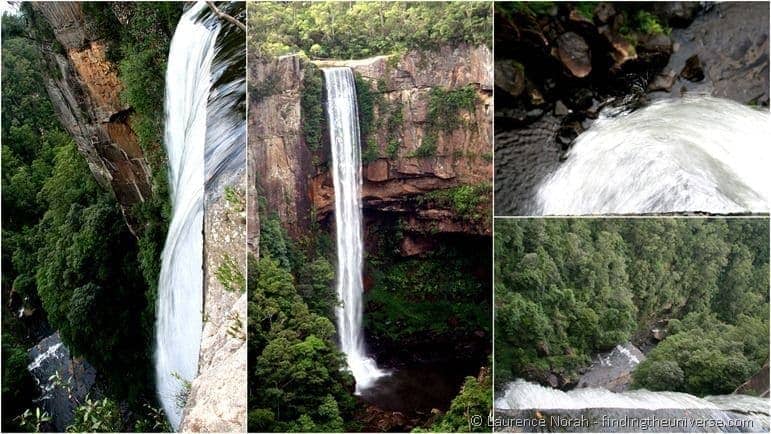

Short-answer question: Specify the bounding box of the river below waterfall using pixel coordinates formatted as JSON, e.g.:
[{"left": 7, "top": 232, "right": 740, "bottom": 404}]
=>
[{"left": 359, "top": 358, "right": 482, "bottom": 415}]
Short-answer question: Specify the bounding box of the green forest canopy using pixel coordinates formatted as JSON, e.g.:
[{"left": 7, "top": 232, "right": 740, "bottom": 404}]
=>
[
  {"left": 250, "top": 213, "right": 492, "bottom": 432},
  {"left": 494, "top": 219, "right": 769, "bottom": 396},
  {"left": 248, "top": 1, "right": 491, "bottom": 59}
]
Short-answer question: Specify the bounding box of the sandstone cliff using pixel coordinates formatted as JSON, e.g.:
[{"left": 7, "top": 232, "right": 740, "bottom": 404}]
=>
[
  {"left": 32, "top": 2, "right": 152, "bottom": 232},
  {"left": 249, "top": 45, "right": 493, "bottom": 240},
  {"left": 180, "top": 178, "right": 247, "bottom": 432}
]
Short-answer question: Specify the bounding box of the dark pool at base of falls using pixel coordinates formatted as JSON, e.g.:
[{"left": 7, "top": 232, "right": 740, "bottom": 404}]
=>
[
  {"left": 494, "top": 408, "right": 770, "bottom": 433},
  {"left": 357, "top": 358, "right": 480, "bottom": 415}
]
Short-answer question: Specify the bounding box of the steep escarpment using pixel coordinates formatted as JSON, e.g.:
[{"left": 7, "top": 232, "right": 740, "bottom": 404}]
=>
[
  {"left": 313, "top": 45, "right": 492, "bottom": 231},
  {"left": 2, "top": 4, "right": 182, "bottom": 431},
  {"left": 252, "top": 45, "right": 492, "bottom": 239},
  {"left": 250, "top": 43, "right": 494, "bottom": 356},
  {"left": 181, "top": 181, "right": 247, "bottom": 432},
  {"left": 249, "top": 45, "right": 493, "bottom": 432},
  {"left": 30, "top": 2, "right": 153, "bottom": 231}
]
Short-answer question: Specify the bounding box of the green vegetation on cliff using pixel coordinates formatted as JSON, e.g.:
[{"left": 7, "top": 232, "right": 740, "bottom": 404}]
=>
[
  {"left": 494, "top": 219, "right": 769, "bottom": 395},
  {"left": 363, "top": 218, "right": 491, "bottom": 356},
  {"left": 248, "top": 1, "right": 491, "bottom": 59},
  {"left": 2, "top": 5, "right": 181, "bottom": 431},
  {"left": 85, "top": 2, "right": 182, "bottom": 328}
]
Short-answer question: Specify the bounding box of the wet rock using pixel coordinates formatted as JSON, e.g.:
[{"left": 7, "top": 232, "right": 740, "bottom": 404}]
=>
[
  {"left": 585, "top": 99, "right": 605, "bottom": 119},
  {"left": 526, "top": 108, "right": 544, "bottom": 121},
  {"left": 556, "top": 121, "right": 582, "bottom": 150},
  {"left": 496, "top": 106, "right": 529, "bottom": 125},
  {"left": 565, "top": 88, "right": 594, "bottom": 110},
  {"left": 557, "top": 32, "right": 592, "bottom": 78},
  {"left": 27, "top": 333, "right": 96, "bottom": 431},
  {"left": 495, "top": 60, "right": 526, "bottom": 98},
  {"left": 639, "top": 33, "right": 673, "bottom": 55},
  {"left": 547, "top": 373, "right": 560, "bottom": 388},
  {"left": 366, "top": 159, "right": 390, "bottom": 182},
  {"left": 653, "top": 2, "right": 700, "bottom": 27},
  {"left": 554, "top": 100, "right": 570, "bottom": 116},
  {"left": 595, "top": 3, "right": 616, "bottom": 24},
  {"left": 576, "top": 343, "right": 645, "bottom": 392},
  {"left": 649, "top": 70, "right": 677, "bottom": 92},
  {"left": 681, "top": 54, "right": 705, "bottom": 82},
  {"left": 662, "top": 2, "right": 768, "bottom": 105}
]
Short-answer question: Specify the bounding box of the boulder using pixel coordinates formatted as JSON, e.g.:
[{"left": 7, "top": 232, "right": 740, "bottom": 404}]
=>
[
  {"left": 495, "top": 60, "right": 526, "bottom": 98},
  {"left": 557, "top": 32, "right": 592, "bottom": 78}
]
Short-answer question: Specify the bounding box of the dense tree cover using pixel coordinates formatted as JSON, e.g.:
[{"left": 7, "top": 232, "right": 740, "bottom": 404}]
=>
[
  {"left": 248, "top": 1, "right": 491, "bottom": 59},
  {"left": 494, "top": 219, "right": 769, "bottom": 395},
  {"left": 2, "top": 5, "right": 180, "bottom": 431},
  {"left": 248, "top": 215, "right": 356, "bottom": 432},
  {"left": 250, "top": 212, "right": 491, "bottom": 431}
]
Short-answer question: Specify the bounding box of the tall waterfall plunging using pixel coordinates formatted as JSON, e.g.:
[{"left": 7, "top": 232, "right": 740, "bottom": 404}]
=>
[
  {"left": 156, "top": 2, "right": 218, "bottom": 428},
  {"left": 323, "top": 67, "right": 387, "bottom": 393},
  {"left": 535, "top": 96, "right": 770, "bottom": 215}
]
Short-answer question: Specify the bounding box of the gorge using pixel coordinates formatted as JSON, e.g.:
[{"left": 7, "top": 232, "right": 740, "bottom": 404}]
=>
[
  {"left": 247, "top": 2, "right": 493, "bottom": 431},
  {"left": 1, "top": 2, "right": 246, "bottom": 431},
  {"left": 494, "top": 218, "right": 770, "bottom": 433}
]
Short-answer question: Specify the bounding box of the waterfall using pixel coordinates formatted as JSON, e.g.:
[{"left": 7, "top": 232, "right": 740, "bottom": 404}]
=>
[
  {"left": 156, "top": 2, "right": 219, "bottom": 428},
  {"left": 323, "top": 67, "right": 387, "bottom": 393},
  {"left": 496, "top": 379, "right": 726, "bottom": 410},
  {"left": 495, "top": 379, "right": 770, "bottom": 432},
  {"left": 535, "top": 96, "right": 770, "bottom": 215}
]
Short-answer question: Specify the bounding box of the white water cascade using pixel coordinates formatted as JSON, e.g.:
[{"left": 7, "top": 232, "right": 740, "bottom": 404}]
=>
[
  {"left": 496, "top": 379, "right": 770, "bottom": 432},
  {"left": 496, "top": 379, "right": 726, "bottom": 410},
  {"left": 323, "top": 67, "right": 387, "bottom": 393},
  {"left": 156, "top": 2, "right": 219, "bottom": 428},
  {"left": 535, "top": 96, "right": 770, "bottom": 215}
]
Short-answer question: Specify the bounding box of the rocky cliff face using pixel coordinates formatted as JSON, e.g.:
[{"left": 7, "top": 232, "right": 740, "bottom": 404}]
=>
[
  {"left": 250, "top": 45, "right": 492, "bottom": 240},
  {"left": 249, "top": 55, "right": 313, "bottom": 239},
  {"left": 32, "top": 2, "right": 151, "bottom": 233},
  {"left": 180, "top": 179, "right": 247, "bottom": 432}
]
